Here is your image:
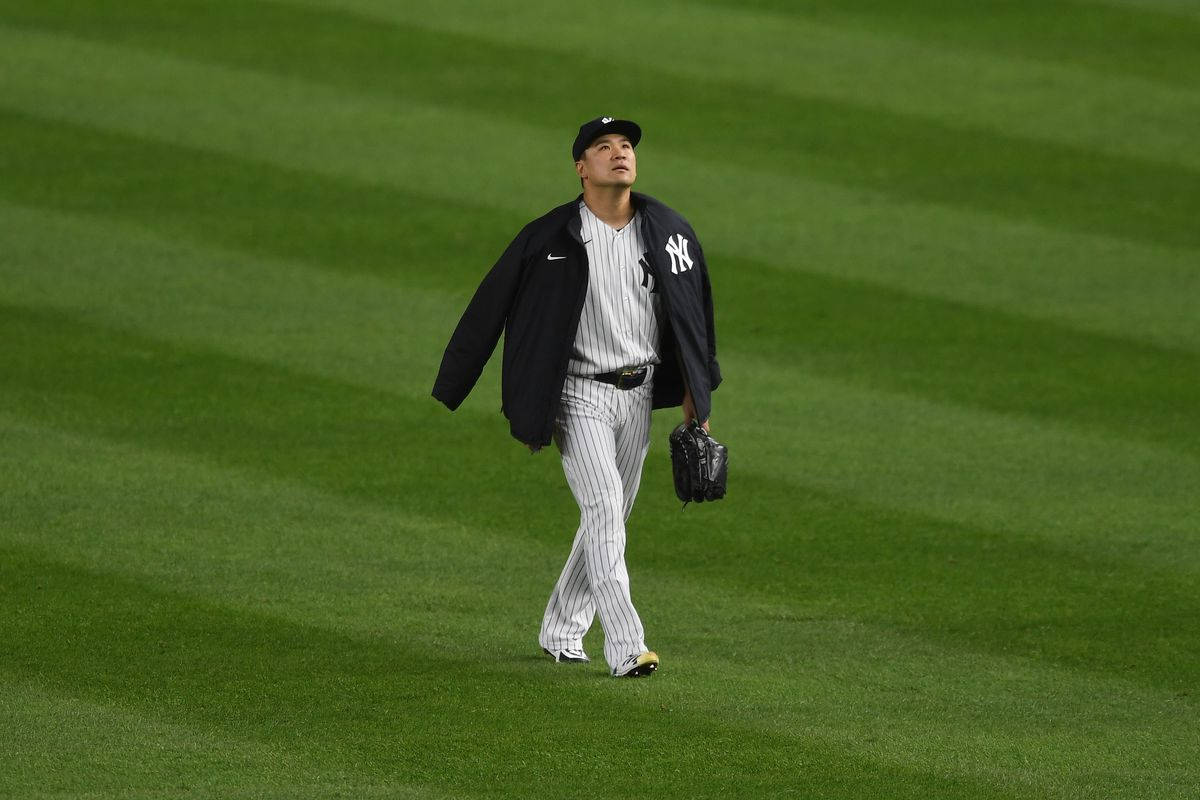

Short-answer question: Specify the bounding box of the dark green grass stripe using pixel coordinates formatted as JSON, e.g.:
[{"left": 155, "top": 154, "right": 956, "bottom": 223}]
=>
[
  {"left": 699, "top": 0, "right": 1200, "bottom": 89},
  {"left": 1, "top": 547, "right": 1025, "bottom": 799},
  {"left": 645, "top": 482, "right": 1200, "bottom": 691},
  {"left": 3, "top": 5, "right": 1199, "bottom": 249},
  {"left": 0, "top": 302, "right": 543, "bottom": 527},
  {"left": 2, "top": 107, "right": 1195, "bottom": 456},
  {"left": 1, "top": 108, "right": 1195, "bottom": 455},
  {"left": 717, "top": 254, "right": 1200, "bottom": 458},
  {"left": 0, "top": 108, "right": 522, "bottom": 291},
  {"left": 1, "top": 305, "right": 1196, "bottom": 691}
]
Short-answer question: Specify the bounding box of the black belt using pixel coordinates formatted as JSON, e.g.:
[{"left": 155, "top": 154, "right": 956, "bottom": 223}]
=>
[{"left": 591, "top": 367, "right": 648, "bottom": 390}]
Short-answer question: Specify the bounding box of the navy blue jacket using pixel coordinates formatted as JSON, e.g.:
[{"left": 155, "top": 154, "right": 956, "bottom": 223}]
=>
[{"left": 432, "top": 192, "right": 721, "bottom": 448}]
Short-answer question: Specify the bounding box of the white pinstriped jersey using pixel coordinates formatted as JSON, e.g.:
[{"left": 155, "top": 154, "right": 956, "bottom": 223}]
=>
[{"left": 567, "top": 201, "right": 662, "bottom": 376}]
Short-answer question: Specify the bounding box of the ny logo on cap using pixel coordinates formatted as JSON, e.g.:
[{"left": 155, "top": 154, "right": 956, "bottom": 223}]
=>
[{"left": 601, "top": 116, "right": 614, "bottom": 124}]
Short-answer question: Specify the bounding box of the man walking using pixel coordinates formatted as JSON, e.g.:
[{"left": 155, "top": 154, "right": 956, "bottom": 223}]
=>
[{"left": 432, "top": 116, "right": 721, "bottom": 677}]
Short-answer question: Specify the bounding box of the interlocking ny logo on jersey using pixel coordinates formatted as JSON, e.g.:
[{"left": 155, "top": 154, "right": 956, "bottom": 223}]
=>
[
  {"left": 664, "top": 234, "right": 693, "bottom": 274},
  {"left": 638, "top": 254, "right": 658, "bottom": 293}
]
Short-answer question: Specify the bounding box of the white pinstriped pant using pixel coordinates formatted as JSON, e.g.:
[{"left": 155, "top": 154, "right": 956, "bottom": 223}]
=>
[{"left": 539, "top": 368, "right": 654, "bottom": 670}]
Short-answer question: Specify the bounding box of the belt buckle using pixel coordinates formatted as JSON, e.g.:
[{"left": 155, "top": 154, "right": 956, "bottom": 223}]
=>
[{"left": 617, "top": 368, "right": 638, "bottom": 390}]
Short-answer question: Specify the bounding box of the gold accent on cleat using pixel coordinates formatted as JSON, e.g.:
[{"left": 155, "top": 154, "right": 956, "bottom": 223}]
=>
[{"left": 616, "top": 650, "right": 660, "bottom": 677}]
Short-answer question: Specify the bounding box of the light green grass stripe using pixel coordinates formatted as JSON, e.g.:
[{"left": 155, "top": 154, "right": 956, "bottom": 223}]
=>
[
  {"left": 1, "top": 32, "right": 1197, "bottom": 357},
  {"left": 0, "top": 414, "right": 543, "bottom": 637},
  {"left": 6, "top": 6, "right": 1196, "bottom": 251},
  {"left": 4, "top": 297, "right": 1196, "bottom": 698},
  {"left": 722, "top": 355, "right": 1199, "bottom": 558},
  {"left": 1, "top": 203, "right": 1194, "bottom": 554},
  {"left": 2, "top": 111, "right": 1195, "bottom": 458},
  {"left": 4, "top": 415, "right": 1197, "bottom": 798},
  {"left": 2, "top": 222, "right": 1195, "bottom": 566},
  {"left": 697, "top": 0, "right": 1200, "bottom": 88},
  {"left": 0, "top": 201, "right": 452, "bottom": 392},
  {"left": 289, "top": 0, "right": 1200, "bottom": 171},
  {"left": 2, "top": 30, "right": 1195, "bottom": 349}
]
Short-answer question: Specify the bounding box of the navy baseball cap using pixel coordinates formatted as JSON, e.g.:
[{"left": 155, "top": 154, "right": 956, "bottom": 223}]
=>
[{"left": 572, "top": 116, "right": 642, "bottom": 161}]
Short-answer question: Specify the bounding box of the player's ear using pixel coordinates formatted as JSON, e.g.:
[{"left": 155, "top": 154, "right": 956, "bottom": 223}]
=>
[{"left": 575, "top": 160, "right": 586, "bottom": 181}]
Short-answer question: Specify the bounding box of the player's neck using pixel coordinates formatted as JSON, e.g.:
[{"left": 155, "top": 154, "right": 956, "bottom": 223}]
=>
[{"left": 582, "top": 186, "right": 634, "bottom": 230}]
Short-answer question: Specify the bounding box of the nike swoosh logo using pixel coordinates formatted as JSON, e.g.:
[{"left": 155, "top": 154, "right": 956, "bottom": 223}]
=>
[{"left": 547, "top": 254, "right": 566, "bottom": 261}]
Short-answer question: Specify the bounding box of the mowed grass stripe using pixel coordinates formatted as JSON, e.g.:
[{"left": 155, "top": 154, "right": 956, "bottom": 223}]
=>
[
  {"left": 4, "top": 32, "right": 1197, "bottom": 355},
  {"left": 5, "top": 422, "right": 1197, "bottom": 798},
  {"left": 0, "top": 202, "right": 460, "bottom": 393},
  {"left": 718, "top": 253, "right": 1200, "bottom": 458},
  {"left": 292, "top": 0, "right": 1200, "bottom": 170},
  {"left": 3, "top": 204, "right": 1197, "bottom": 557},
  {"left": 701, "top": 0, "right": 1200, "bottom": 89},
  {"left": 0, "top": 108, "right": 524, "bottom": 291},
  {"left": 3, "top": 3, "right": 1195, "bottom": 797},
  {"left": 8, "top": 412, "right": 1196, "bottom": 710},
  {"left": 721, "top": 360, "right": 1198, "bottom": 557},
  {"left": 3, "top": 684, "right": 456, "bottom": 800},
  {"left": 2, "top": 13, "right": 1198, "bottom": 250},
  {"left": 2, "top": 111, "right": 1196, "bottom": 459},
  {"left": 2, "top": 246, "right": 1196, "bottom": 562},
  {"left": 0, "top": 418, "right": 563, "bottom": 641},
  {"left": 5, "top": 398, "right": 1197, "bottom": 697},
  {"left": 2, "top": 305, "right": 1197, "bottom": 694},
  {"left": 5, "top": 556, "right": 1191, "bottom": 800},
  {"left": 1, "top": 547, "right": 1057, "bottom": 800}
]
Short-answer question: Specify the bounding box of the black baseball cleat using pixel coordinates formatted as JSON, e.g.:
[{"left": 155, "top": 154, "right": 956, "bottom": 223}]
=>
[
  {"left": 543, "top": 647, "right": 590, "bottom": 663},
  {"left": 612, "top": 651, "right": 659, "bottom": 678}
]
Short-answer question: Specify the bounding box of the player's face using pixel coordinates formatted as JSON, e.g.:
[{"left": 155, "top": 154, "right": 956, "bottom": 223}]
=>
[{"left": 576, "top": 134, "right": 637, "bottom": 188}]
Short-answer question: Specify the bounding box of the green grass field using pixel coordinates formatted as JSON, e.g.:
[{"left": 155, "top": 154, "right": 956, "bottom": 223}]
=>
[{"left": 2, "top": 1, "right": 1198, "bottom": 797}]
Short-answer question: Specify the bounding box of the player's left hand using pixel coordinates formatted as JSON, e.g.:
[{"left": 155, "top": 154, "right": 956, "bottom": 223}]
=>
[{"left": 681, "top": 392, "right": 710, "bottom": 433}]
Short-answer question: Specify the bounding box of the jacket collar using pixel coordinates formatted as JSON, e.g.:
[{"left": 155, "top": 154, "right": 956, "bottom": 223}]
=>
[{"left": 567, "top": 194, "right": 585, "bottom": 245}]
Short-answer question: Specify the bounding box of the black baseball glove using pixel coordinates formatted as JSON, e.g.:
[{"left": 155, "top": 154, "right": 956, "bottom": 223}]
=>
[{"left": 668, "top": 421, "right": 728, "bottom": 506}]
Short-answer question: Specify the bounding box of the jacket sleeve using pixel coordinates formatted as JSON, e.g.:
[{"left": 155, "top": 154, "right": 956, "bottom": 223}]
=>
[
  {"left": 431, "top": 229, "right": 528, "bottom": 410},
  {"left": 699, "top": 240, "right": 722, "bottom": 391}
]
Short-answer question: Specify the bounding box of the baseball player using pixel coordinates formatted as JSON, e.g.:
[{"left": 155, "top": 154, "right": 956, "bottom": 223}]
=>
[{"left": 432, "top": 116, "right": 721, "bottom": 677}]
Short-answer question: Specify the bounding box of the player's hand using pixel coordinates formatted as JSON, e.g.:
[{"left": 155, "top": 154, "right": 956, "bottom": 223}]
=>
[{"left": 681, "top": 391, "right": 710, "bottom": 433}]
